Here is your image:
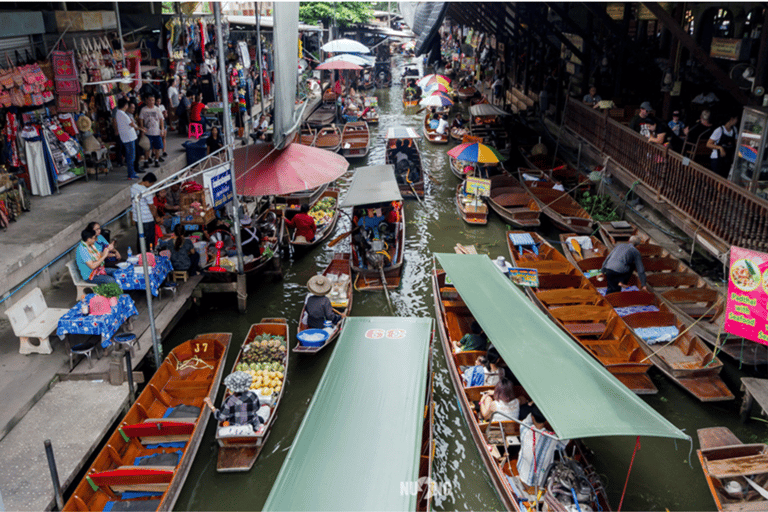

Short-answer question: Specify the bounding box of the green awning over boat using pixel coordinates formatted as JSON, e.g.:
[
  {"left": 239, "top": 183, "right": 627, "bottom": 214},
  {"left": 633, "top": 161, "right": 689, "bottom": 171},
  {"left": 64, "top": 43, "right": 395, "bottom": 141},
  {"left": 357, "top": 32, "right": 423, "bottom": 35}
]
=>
[
  {"left": 434, "top": 253, "right": 688, "bottom": 442},
  {"left": 263, "top": 317, "right": 433, "bottom": 511},
  {"left": 339, "top": 165, "right": 403, "bottom": 208}
]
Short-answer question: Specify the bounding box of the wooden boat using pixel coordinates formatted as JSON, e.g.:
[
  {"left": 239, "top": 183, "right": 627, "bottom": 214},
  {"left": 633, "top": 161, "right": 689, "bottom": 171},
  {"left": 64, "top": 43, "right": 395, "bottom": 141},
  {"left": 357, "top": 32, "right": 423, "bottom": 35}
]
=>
[
  {"left": 344, "top": 165, "right": 405, "bottom": 291},
  {"left": 598, "top": 221, "right": 728, "bottom": 350},
  {"left": 423, "top": 114, "right": 449, "bottom": 144},
  {"left": 272, "top": 182, "right": 330, "bottom": 213},
  {"left": 216, "top": 321, "right": 288, "bottom": 472},
  {"left": 457, "top": 85, "right": 477, "bottom": 100},
  {"left": 697, "top": 426, "right": 768, "bottom": 511},
  {"left": 518, "top": 168, "right": 594, "bottom": 234},
  {"left": 507, "top": 231, "right": 658, "bottom": 394},
  {"left": 449, "top": 126, "right": 468, "bottom": 141},
  {"left": 558, "top": 234, "right": 610, "bottom": 269},
  {"left": 243, "top": 209, "right": 283, "bottom": 274},
  {"left": 432, "top": 268, "right": 610, "bottom": 511},
  {"left": 603, "top": 289, "right": 733, "bottom": 401},
  {"left": 455, "top": 183, "right": 488, "bottom": 225},
  {"left": 62, "top": 334, "right": 231, "bottom": 511},
  {"left": 468, "top": 104, "right": 510, "bottom": 146},
  {"left": 403, "top": 90, "right": 419, "bottom": 108},
  {"left": 487, "top": 174, "right": 541, "bottom": 228},
  {"left": 384, "top": 127, "right": 425, "bottom": 199},
  {"left": 321, "top": 88, "right": 337, "bottom": 104},
  {"left": 306, "top": 104, "right": 337, "bottom": 128},
  {"left": 314, "top": 125, "right": 342, "bottom": 152},
  {"left": 362, "top": 97, "right": 379, "bottom": 123},
  {"left": 298, "top": 125, "right": 317, "bottom": 146},
  {"left": 340, "top": 121, "right": 371, "bottom": 158},
  {"left": 294, "top": 253, "right": 352, "bottom": 354},
  {"left": 519, "top": 145, "right": 590, "bottom": 191},
  {"left": 288, "top": 188, "right": 341, "bottom": 252}
]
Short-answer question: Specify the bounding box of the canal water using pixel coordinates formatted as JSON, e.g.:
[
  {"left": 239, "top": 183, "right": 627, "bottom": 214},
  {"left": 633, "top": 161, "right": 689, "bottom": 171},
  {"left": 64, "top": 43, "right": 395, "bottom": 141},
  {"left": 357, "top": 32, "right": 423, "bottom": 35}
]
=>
[{"left": 171, "top": 58, "right": 767, "bottom": 511}]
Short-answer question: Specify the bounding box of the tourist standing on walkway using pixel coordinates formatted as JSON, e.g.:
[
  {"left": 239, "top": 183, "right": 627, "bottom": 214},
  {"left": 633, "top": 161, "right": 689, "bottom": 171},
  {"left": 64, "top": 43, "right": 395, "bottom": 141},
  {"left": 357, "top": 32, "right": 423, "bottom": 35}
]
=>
[
  {"left": 139, "top": 95, "right": 165, "bottom": 168},
  {"left": 130, "top": 172, "right": 160, "bottom": 250},
  {"left": 707, "top": 114, "right": 739, "bottom": 178},
  {"left": 115, "top": 98, "right": 143, "bottom": 180}
]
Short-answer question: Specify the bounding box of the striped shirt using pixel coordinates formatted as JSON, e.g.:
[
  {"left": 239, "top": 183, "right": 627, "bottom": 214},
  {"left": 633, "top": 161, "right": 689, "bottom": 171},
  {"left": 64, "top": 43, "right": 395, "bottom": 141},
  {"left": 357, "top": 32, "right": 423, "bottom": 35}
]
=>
[{"left": 517, "top": 415, "right": 567, "bottom": 487}]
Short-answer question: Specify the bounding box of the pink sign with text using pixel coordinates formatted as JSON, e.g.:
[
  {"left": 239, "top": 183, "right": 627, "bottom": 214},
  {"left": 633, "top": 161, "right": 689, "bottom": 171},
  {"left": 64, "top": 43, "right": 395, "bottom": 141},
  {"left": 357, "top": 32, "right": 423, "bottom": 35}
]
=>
[{"left": 724, "top": 246, "right": 768, "bottom": 345}]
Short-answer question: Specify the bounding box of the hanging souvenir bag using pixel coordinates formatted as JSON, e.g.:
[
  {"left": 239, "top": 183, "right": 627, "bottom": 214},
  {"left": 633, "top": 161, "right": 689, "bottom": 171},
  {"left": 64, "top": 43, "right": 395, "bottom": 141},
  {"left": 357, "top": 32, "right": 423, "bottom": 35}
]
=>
[
  {"left": 10, "top": 87, "right": 23, "bottom": 107},
  {"left": 52, "top": 40, "right": 80, "bottom": 94},
  {"left": 11, "top": 51, "right": 24, "bottom": 87},
  {"left": 32, "top": 92, "right": 43, "bottom": 106},
  {"left": 0, "top": 57, "right": 12, "bottom": 90},
  {"left": 0, "top": 89, "right": 11, "bottom": 107}
]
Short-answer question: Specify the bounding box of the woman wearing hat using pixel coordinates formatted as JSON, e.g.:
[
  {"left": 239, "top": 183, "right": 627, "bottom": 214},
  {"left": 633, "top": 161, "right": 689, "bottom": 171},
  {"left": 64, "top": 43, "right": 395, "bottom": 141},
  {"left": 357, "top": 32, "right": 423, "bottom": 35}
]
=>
[
  {"left": 304, "top": 275, "right": 342, "bottom": 330},
  {"left": 204, "top": 371, "right": 270, "bottom": 432}
]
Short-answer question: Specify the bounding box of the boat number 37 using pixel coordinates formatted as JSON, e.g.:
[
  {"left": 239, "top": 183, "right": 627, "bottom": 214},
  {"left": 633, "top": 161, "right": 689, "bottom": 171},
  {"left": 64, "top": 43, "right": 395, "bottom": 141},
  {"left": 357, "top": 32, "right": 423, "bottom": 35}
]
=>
[{"left": 365, "top": 329, "right": 406, "bottom": 339}]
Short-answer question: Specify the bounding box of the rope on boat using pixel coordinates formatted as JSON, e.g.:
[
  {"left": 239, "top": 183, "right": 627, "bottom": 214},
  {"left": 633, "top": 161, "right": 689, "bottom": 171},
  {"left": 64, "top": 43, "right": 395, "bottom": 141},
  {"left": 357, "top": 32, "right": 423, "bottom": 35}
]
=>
[
  {"left": 639, "top": 299, "right": 719, "bottom": 363},
  {"left": 617, "top": 436, "right": 641, "bottom": 512},
  {"left": 170, "top": 352, "right": 214, "bottom": 371}
]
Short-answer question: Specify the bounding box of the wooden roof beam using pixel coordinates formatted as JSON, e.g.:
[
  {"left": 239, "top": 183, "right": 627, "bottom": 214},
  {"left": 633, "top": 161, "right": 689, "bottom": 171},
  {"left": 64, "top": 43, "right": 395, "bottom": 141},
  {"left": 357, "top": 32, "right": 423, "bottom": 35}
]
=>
[
  {"left": 642, "top": 2, "right": 750, "bottom": 105},
  {"left": 545, "top": 3, "right": 602, "bottom": 53}
]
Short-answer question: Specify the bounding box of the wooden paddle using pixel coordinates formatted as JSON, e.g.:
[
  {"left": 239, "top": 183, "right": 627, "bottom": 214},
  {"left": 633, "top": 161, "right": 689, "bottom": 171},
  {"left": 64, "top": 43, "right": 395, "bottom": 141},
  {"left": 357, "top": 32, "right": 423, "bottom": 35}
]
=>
[
  {"left": 378, "top": 264, "right": 394, "bottom": 315},
  {"left": 328, "top": 225, "right": 360, "bottom": 248}
]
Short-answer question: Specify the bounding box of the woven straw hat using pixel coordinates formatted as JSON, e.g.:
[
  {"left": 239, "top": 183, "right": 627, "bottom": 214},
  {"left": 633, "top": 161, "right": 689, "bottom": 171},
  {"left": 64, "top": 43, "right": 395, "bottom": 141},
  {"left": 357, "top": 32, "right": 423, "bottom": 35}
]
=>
[
  {"left": 307, "top": 275, "right": 331, "bottom": 296},
  {"left": 224, "top": 371, "right": 252, "bottom": 394},
  {"left": 76, "top": 115, "right": 92, "bottom": 133}
]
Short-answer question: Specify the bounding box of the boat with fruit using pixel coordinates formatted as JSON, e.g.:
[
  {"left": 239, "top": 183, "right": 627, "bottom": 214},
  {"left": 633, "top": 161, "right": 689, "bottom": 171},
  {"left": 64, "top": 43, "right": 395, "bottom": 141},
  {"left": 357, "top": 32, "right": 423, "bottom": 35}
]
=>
[
  {"left": 294, "top": 253, "right": 352, "bottom": 354},
  {"left": 287, "top": 188, "right": 340, "bottom": 252},
  {"left": 216, "top": 320, "right": 288, "bottom": 472},
  {"left": 62, "top": 333, "right": 231, "bottom": 512},
  {"left": 264, "top": 316, "right": 435, "bottom": 512}
]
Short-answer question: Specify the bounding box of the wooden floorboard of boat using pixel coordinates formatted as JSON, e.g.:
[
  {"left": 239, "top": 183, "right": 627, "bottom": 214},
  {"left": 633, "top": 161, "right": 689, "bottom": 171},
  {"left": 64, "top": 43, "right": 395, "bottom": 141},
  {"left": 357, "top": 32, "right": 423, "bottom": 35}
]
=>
[
  {"left": 674, "top": 375, "right": 735, "bottom": 402},
  {"left": 217, "top": 446, "right": 261, "bottom": 473},
  {"left": 698, "top": 427, "right": 743, "bottom": 450},
  {"left": 615, "top": 373, "right": 659, "bottom": 394}
]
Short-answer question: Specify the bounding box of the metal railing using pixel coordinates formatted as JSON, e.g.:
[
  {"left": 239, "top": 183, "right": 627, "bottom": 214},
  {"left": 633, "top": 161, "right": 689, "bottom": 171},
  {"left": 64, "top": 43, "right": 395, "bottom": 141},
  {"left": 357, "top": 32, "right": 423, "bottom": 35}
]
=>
[{"left": 563, "top": 97, "right": 768, "bottom": 253}]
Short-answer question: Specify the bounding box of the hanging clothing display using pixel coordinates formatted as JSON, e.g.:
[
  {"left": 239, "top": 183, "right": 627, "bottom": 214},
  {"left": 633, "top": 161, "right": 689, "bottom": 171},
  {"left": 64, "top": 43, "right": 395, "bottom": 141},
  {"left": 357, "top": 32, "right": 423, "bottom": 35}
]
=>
[{"left": 20, "top": 126, "right": 51, "bottom": 196}]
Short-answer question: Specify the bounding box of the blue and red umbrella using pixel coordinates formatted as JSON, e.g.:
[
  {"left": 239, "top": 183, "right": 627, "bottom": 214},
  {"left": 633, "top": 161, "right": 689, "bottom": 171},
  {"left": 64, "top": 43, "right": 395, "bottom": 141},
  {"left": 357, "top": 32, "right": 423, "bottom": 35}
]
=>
[{"left": 447, "top": 142, "right": 506, "bottom": 163}]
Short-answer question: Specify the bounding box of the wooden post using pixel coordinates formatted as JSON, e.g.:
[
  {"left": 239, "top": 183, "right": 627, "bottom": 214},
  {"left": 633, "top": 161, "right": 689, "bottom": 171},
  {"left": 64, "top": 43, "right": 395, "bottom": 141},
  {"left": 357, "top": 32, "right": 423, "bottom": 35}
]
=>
[{"left": 236, "top": 273, "right": 247, "bottom": 313}]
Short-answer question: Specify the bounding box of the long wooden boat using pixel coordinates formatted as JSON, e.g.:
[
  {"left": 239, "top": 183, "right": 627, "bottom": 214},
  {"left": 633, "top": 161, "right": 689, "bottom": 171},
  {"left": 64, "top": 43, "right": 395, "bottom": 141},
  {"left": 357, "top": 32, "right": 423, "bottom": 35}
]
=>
[
  {"left": 457, "top": 86, "right": 476, "bottom": 100},
  {"left": 62, "top": 334, "right": 231, "bottom": 511},
  {"left": 294, "top": 253, "right": 352, "bottom": 354},
  {"left": 340, "top": 121, "right": 371, "bottom": 158},
  {"left": 363, "top": 97, "right": 379, "bottom": 123},
  {"left": 242, "top": 209, "right": 283, "bottom": 274},
  {"left": 487, "top": 174, "right": 541, "bottom": 228},
  {"left": 298, "top": 125, "right": 317, "bottom": 146},
  {"left": 455, "top": 183, "right": 488, "bottom": 225},
  {"left": 288, "top": 188, "right": 340, "bottom": 252},
  {"left": 519, "top": 145, "right": 589, "bottom": 191},
  {"left": 344, "top": 165, "right": 405, "bottom": 291},
  {"left": 385, "top": 127, "right": 425, "bottom": 199},
  {"left": 423, "top": 114, "right": 449, "bottom": 144},
  {"left": 216, "top": 321, "right": 288, "bottom": 472},
  {"left": 263, "top": 317, "right": 434, "bottom": 511},
  {"left": 307, "top": 103, "right": 336, "bottom": 127},
  {"left": 697, "top": 426, "right": 768, "bottom": 511},
  {"left": 449, "top": 126, "right": 467, "bottom": 141},
  {"left": 507, "top": 231, "right": 658, "bottom": 394},
  {"left": 598, "top": 221, "right": 728, "bottom": 349},
  {"left": 432, "top": 268, "right": 610, "bottom": 511},
  {"left": 403, "top": 90, "right": 419, "bottom": 108},
  {"left": 518, "top": 168, "right": 594, "bottom": 234},
  {"left": 314, "top": 125, "right": 342, "bottom": 152}
]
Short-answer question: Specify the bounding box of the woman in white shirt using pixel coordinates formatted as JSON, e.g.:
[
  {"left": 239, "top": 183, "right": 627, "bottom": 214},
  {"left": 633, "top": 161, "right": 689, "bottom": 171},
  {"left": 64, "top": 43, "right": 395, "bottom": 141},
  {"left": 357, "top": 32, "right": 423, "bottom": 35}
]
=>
[{"left": 479, "top": 378, "right": 519, "bottom": 423}]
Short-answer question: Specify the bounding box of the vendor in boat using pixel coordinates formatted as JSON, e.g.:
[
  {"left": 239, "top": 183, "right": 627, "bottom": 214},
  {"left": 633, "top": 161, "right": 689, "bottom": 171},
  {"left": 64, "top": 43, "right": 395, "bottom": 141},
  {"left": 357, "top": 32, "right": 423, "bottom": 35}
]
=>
[
  {"left": 453, "top": 321, "right": 488, "bottom": 352},
  {"left": 517, "top": 408, "right": 567, "bottom": 488},
  {"left": 240, "top": 214, "right": 277, "bottom": 257},
  {"left": 452, "top": 113, "right": 466, "bottom": 129},
  {"left": 284, "top": 203, "right": 316, "bottom": 243},
  {"left": 305, "top": 275, "right": 342, "bottom": 329},
  {"left": 204, "top": 371, "right": 270, "bottom": 432},
  {"left": 435, "top": 114, "right": 449, "bottom": 135},
  {"left": 599, "top": 236, "right": 647, "bottom": 295},
  {"left": 357, "top": 207, "right": 386, "bottom": 239},
  {"left": 405, "top": 81, "right": 417, "bottom": 101}
]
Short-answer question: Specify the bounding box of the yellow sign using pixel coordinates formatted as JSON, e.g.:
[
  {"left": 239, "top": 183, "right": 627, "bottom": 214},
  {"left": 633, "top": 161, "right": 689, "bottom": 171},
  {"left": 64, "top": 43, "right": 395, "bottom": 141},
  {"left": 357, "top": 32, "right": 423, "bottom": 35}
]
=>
[
  {"left": 465, "top": 177, "right": 491, "bottom": 197},
  {"left": 710, "top": 38, "right": 743, "bottom": 61}
]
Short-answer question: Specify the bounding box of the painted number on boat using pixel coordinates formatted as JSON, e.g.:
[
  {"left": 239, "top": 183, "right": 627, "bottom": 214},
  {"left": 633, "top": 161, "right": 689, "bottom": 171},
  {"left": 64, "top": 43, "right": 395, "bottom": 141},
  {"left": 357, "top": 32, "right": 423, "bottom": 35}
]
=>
[
  {"left": 192, "top": 341, "right": 214, "bottom": 357},
  {"left": 365, "top": 329, "right": 407, "bottom": 339}
]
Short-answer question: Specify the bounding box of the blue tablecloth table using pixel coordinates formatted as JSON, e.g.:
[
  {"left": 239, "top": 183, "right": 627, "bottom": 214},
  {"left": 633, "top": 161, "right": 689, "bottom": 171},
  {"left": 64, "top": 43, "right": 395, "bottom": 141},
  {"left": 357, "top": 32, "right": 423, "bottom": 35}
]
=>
[
  {"left": 113, "top": 256, "right": 173, "bottom": 297},
  {"left": 57, "top": 294, "right": 139, "bottom": 348}
]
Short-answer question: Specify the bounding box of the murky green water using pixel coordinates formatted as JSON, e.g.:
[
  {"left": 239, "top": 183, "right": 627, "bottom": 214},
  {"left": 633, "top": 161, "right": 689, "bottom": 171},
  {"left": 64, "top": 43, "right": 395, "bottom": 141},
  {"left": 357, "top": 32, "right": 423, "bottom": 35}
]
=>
[{"left": 171, "top": 58, "right": 767, "bottom": 511}]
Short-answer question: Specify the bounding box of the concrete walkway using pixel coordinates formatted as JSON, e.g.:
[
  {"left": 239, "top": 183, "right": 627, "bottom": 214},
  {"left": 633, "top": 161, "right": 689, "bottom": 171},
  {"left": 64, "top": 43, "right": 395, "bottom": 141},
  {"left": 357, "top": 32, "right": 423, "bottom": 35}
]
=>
[{"left": 0, "top": 380, "right": 129, "bottom": 512}]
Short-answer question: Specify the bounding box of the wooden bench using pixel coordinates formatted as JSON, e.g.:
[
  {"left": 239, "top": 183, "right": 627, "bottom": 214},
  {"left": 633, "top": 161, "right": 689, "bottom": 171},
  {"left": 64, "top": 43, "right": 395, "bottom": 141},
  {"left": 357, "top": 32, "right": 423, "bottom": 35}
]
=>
[
  {"left": 5, "top": 287, "right": 68, "bottom": 355},
  {"left": 66, "top": 260, "right": 93, "bottom": 300}
]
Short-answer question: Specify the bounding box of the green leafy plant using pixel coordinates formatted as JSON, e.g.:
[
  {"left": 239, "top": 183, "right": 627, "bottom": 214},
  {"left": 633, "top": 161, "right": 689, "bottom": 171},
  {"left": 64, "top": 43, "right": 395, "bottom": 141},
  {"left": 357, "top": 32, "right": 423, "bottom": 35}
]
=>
[
  {"left": 578, "top": 191, "right": 620, "bottom": 222},
  {"left": 93, "top": 283, "right": 124, "bottom": 298},
  {"left": 299, "top": 2, "right": 373, "bottom": 28}
]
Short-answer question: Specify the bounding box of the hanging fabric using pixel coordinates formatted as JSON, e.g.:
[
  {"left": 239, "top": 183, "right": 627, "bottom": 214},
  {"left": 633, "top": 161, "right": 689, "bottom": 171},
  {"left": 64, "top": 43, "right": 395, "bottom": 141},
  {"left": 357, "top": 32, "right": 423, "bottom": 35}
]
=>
[
  {"left": 51, "top": 40, "right": 80, "bottom": 94},
  {"left": 21, "top": 126, "right": 51, "bottom": 196},
  {"left": 5, "top": 112, "right": 20, "bottom": 167}
]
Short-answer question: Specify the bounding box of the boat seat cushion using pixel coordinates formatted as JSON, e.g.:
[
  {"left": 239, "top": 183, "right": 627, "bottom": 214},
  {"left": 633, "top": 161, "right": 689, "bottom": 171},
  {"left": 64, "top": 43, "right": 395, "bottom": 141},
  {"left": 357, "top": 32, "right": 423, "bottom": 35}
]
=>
[
  {"left": 104, "top": 499, "right": 162, "bottom": 512},
  {"left": 163, "top": 405, "right": 201, "bottom": 419},
  {"left": 134, "top": 451, "right": 182, "bottom": 467},
  {"left": 634, "top": 326, "right": 679, "bottom": 344}
]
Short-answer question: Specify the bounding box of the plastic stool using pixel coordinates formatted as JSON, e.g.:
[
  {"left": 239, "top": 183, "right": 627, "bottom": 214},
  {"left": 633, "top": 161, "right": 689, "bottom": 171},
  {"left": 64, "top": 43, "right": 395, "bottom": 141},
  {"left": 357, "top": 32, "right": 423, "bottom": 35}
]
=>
[
  {"left": 112, "top": 332, "right": 140, "bottom": 357},
  {"left": 69, "top": 341, "right": 99, "bottom": 370},
  {"left": 188, "top": 123, "right": 203, "bottom": 139}
]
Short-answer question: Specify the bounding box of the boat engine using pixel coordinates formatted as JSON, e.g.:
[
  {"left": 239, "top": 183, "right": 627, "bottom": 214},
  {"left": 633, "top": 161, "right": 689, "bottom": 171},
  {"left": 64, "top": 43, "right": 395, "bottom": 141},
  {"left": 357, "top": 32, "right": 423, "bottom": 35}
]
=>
[
  {"left": 545, "top": 456, "right": 600, "bottom": 512},
  {"left": 365, "top": 238, "right": 389, "bottom": 269}
]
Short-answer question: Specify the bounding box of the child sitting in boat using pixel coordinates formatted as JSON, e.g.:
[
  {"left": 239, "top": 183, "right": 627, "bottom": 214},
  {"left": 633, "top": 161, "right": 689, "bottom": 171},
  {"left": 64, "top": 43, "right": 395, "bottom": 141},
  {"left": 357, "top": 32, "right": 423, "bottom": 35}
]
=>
[{"left": 204, "top": 371, "right": 270, "bottom": 433}]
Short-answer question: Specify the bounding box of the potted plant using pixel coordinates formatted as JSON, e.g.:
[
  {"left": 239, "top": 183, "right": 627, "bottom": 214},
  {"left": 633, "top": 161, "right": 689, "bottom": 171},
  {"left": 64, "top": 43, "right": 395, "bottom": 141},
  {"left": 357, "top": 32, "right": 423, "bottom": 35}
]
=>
[{"left": 93, "top": 283, "right": 124, "bottom": 307}]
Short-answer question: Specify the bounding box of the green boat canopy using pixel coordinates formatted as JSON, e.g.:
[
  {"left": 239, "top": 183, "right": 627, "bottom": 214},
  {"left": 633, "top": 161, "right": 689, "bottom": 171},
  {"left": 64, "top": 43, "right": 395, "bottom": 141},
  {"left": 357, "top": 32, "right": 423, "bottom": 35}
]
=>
[
  {"left": 339, "top": 164, "right": 403, "bottom": 208},
  {"left": 263, "top": 317, "right": 433, "bottom": 511},
  {"left": 435, "top": 253, "right": 689, "bottom": 442}
]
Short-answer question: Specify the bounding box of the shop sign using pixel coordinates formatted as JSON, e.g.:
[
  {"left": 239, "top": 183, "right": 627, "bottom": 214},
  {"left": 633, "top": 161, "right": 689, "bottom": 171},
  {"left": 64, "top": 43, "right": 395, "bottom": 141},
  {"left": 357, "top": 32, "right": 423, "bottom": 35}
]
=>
[
  {"left": 465, "top": 176, "right": 491, "bottom": 197},
  {"left": 724, "top": 246, "right": 768, "bottom": 345},
  {"left": 203, "top": 164, "right": 234, "bottom": 209},
  {"left": 710, "top": 38, "right": 743, "bottom": 61},
  {"left": 510, "top": 268, "right": 538, "bottom": 287}
]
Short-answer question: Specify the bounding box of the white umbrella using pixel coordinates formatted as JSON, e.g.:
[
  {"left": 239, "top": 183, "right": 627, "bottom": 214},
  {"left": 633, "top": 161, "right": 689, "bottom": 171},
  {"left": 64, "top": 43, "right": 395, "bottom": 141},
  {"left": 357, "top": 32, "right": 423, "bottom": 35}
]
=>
[
  {"left": 323, "top": 54, "right": 371, "bottom": 67},
  {"left": 322, "top": 38, "right": 370, "bottom": 54}
]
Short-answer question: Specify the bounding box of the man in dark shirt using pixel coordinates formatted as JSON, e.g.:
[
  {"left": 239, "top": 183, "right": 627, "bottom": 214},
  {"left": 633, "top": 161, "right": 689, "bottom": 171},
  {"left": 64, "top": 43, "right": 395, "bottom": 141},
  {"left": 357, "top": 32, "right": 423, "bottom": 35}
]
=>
[
  {"left": 304, "top": 275, "right": 342, "bottom": 329},
  {"left": 600, "top": 236, "right": 647, "bottom": 294},
  {"left": 629, "top": 101, "right": 654, "bottom": 137}
]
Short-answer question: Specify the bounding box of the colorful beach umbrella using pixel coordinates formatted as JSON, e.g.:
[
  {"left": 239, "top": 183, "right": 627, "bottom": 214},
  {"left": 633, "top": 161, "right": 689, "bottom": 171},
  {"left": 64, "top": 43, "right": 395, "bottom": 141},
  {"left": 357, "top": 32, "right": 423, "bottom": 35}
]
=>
[
  {"left": 423, "top": 82, "right": 450, "bottom": 94},
  {"left": 420, "top": 94, "right": 454, "bottom": 107},
  {"left": 447, "top": 142, "right": 506, "bottom": 163},
  {"left": 418, "top": 74, "right": 451, "bottom": 88}
]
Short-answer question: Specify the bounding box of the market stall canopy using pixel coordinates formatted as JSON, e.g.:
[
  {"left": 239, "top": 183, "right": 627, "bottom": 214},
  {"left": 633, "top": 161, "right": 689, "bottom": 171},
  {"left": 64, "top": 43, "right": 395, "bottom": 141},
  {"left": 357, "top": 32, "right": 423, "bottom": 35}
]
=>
[
  {"left": 469, "top": 103, "right": 511, "bottom": 117},
  {"left": 322, "top": 53, "right": 372, "bottom": 67},
  {"left": 409, "top": 2, "right": 447, "bottom": 55},
  {"left": 233, "top": 143, "right": 349, "bottom": 196},
  {"left": 340, "top": 165, "right": 402, "bottom": 208},
  {"left": 263, "top": 317, "right": 433, "bottom": 511},
  {"left": 386, "top": 127, "right": 421, "bottom": 139},
  {"left": 225, "top": 15, "right": 322, "bottom": 32},
  {"left": 434, "top": 253, "right": 689, "bottom": 442},
  {"left": 321, "top": 38, "right": 370, "bottom": 54},
  {"left": 316, "top": 60, "right": 363, "bottom": 71}
]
